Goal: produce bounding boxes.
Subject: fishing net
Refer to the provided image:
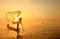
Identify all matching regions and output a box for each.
[5,11,21,22]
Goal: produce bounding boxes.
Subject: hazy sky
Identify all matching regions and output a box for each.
[0,0,60,19]
[0,0,60,39]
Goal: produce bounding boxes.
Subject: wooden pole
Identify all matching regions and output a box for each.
[17,23,19,39]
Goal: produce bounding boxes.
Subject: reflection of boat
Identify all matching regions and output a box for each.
[7,24,19,31]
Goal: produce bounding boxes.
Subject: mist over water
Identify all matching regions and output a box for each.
[0,18,60,39]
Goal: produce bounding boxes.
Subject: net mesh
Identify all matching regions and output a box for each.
[5,11,21,22]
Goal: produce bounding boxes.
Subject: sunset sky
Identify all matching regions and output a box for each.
[0,0,60,20]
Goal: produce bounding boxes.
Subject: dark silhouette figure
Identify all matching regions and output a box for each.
[7,17,23,39]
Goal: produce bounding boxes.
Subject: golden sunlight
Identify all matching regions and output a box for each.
[14,17,19,22]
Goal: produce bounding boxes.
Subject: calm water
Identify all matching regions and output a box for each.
[0,19,60,39]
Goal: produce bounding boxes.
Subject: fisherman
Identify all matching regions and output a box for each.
[12,17,22,24]
[7,17,22,31]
